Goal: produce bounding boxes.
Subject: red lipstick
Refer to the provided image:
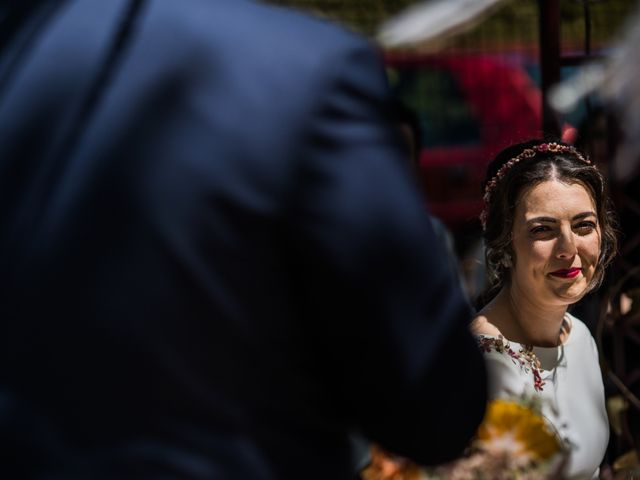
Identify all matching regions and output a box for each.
[550,268,581,279]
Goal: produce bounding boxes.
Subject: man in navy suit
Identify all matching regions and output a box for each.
[0,0,486,478]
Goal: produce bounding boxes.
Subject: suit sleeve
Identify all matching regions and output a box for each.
[289,37,487,466]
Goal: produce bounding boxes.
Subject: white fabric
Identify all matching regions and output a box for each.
[477,313,609,480]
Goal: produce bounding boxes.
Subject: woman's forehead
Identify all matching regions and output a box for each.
[515,180,596,220]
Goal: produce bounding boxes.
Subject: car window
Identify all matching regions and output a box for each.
[388,67,482,147]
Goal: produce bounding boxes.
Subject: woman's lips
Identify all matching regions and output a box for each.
[550,268,582,279]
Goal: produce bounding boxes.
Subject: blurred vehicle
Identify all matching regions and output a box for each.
[385,53,544,234]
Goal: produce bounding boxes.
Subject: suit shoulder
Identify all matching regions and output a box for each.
[240,0,369,49]
[143,0,371,56]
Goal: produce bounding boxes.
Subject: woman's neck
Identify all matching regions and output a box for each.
[492,286,569,347]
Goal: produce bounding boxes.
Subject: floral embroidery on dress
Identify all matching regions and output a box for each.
[477,335,546,392]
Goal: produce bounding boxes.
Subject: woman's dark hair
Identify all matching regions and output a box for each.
[476,139,618,309]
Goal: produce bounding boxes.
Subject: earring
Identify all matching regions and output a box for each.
[501,253,512,269]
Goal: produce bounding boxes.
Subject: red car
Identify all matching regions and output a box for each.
[385,53,545,232]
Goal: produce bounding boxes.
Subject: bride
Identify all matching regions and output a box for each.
[361,140,617,480]
[472,140,618,479]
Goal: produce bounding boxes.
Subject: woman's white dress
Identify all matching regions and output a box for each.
[477,313,609,480]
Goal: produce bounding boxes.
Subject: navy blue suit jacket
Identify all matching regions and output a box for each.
[0,1,486,478]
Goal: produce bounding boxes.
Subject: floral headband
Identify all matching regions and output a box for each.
[480,142,592,229]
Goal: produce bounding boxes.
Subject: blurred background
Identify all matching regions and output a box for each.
[263,0,640,476]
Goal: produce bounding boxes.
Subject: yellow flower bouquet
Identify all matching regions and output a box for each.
[362,395,569,480]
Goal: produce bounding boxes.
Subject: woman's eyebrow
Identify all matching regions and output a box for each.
[527,216,557,223]
[526,211,596,224]
[572,211,597,220]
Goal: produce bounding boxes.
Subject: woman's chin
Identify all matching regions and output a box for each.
[550,282,590,304]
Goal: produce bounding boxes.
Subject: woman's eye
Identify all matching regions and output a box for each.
[574,221,596,234]
[530,225,551,235]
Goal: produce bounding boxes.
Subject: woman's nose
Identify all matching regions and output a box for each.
[556,229,578,259]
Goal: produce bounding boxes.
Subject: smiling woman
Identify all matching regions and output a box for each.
[471,139,618,479]
[511,180,601,316]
